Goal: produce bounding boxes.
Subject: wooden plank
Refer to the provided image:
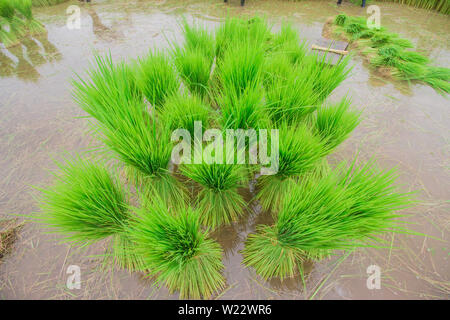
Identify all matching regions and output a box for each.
[312,38,350,65]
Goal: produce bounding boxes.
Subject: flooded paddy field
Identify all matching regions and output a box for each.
[0,0,448,299]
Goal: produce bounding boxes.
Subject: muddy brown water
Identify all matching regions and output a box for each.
[0,0,449,299]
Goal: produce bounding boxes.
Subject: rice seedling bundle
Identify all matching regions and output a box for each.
[243,160,414,280]
[38,17,415,298]
[0,0,45,47]
[131,197,225,299]
[330,14,450,94]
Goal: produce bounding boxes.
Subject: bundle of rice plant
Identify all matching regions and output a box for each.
[219,84,269,130]
[313,97,361,152]
[173,46,213,98]
[181,157,248,229]
[134,49,180,108]
[244,160,414,280]
[73,54,185,207]
[216,42,265,98]
[36,157,142,269]
[256,123,327,212]
[159,92,211,136]
[130,196,225,299]
[215,16,271,60]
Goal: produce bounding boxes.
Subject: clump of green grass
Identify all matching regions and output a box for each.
[215,16,271,60]
[37,157,130,242]
[313,97,361,152]
[216,42,265,98]
[173,47,212,98]
[180,18,215,61]
[265,61,320,123]
[181,160,248,229]
[73,54,184,207]
[36,157,144,269]
[159,92,211,136]
[130,197,225,299]
[219,85,269,130]
[134,49,180,108]
[244,160,414,280]
[334,14,348,27]
[256,123,327,212]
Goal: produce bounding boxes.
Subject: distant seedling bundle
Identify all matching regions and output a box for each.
[328,14,450,94]
[36,17,416,299]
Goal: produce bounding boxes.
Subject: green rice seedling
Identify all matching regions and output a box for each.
[398,50,429,64]
[130,196,225,299]
[307,54,352,103]
[394,62,450,94]
[244,160,414,280]
[36,157,144,270]
[0,1,25,44]
[265,60,320,123]
[37,157,130,243]
[134,49,180,108]
[215,16,271,59]
[73,54,185,207]
[391,38,414,49]
[371,45,401,67]
[357,29,376,39]
[267,53,351,123]
[255,123,327,212]
[173,46,212,98]
[263,52,292,88]
[181,157,248,229]
[425,66,450,82]
[369,32,413,49]
[0,0,15,20]
[313,97,361,152]
[270,22,299,51]
[180,18,215,61]
[334,14,348,27]
[216,42,264,98]
[345,23,365,35]
[73,53,142,127]
[283,40,309,65]
[159,92,211,136]
[219,85,269,130]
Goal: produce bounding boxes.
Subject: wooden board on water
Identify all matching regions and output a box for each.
[312,38,349,65]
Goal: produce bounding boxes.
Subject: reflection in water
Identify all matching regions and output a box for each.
[87,6,123,41]
[0,33,61,82]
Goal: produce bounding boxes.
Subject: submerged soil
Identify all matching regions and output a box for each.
[0,0,448,299]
